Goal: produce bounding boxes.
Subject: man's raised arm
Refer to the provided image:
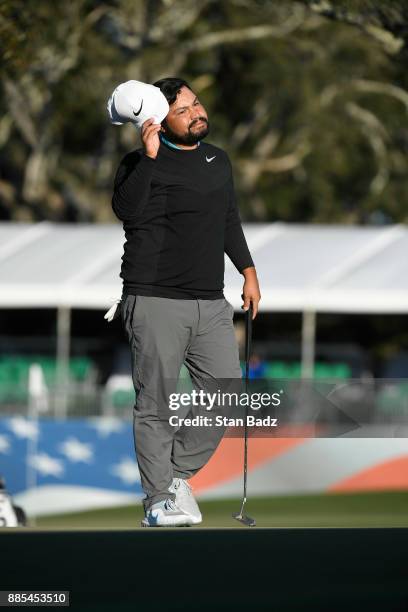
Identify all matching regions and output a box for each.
[111,150,156,222]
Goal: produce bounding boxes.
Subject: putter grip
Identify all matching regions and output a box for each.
[245,304,252,383]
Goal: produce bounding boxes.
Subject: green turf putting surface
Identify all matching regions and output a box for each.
[31,491,408,529]
[1,527,408,611]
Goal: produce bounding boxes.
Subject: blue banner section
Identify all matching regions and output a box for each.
[0,417,142,496]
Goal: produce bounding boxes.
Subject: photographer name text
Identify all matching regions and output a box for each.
[168,415,278,427]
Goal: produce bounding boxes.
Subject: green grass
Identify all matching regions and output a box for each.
[31,491,408,530]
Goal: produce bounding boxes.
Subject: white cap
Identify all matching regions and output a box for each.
[107,80,169,129]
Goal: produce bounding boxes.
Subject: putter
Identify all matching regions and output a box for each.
[232,302,256,527]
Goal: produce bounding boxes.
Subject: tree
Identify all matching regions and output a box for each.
[0,0,407,224]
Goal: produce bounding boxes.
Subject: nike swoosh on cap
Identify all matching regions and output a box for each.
[133,100,143,116]
[206,156,216,162]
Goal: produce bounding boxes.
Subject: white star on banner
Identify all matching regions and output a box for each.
[87,417,125,438]
[8,417,39,440]
[59,437,93,463]
[0,434,10,454]
[29,453,64,477]
[110,457,140,485]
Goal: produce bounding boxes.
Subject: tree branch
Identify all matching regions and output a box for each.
[345,101,389,195]
[300,0,405,54]
[182,7,307,53]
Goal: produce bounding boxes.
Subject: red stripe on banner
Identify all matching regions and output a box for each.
[329,455,408,492]
[190,436,308,493]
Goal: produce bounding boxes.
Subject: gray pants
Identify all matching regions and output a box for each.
[121,294,242,512]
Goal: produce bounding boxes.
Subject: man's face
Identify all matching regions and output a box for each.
[161,86,209,145]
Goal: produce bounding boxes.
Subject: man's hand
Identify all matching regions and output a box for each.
[241,266,261,319]
[141,117,162,159]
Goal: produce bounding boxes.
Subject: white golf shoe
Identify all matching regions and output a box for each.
[170,478,202,525]
[141,498,194,527]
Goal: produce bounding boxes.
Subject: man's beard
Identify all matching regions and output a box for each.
[162,117,210,145]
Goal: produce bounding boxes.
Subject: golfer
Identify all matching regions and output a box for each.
[112,77,261,527]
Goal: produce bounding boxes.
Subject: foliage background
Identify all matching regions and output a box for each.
[0,0,407,225]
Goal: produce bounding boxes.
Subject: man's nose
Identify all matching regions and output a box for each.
[191,109,204,122]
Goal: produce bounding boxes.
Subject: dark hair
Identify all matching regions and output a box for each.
[152,77,193,106]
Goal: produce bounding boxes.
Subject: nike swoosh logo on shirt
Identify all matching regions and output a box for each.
[133,100,143,116]
[206,156,216,162]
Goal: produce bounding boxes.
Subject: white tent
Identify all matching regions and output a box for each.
[0,221,407,378]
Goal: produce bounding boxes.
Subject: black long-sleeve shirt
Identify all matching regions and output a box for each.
[112,138,254,299]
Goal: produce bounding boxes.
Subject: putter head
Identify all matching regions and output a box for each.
[232,512,256,527]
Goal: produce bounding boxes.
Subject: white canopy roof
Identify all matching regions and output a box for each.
[0,221,406,314]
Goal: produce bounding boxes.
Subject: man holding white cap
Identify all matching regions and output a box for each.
[110,77,261,527]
